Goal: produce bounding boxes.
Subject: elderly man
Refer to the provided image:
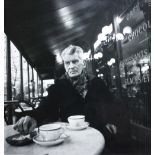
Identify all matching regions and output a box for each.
[14,45,130,149]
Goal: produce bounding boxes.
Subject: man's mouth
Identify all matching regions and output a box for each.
[70,71,77,74]
[69,70,77,74]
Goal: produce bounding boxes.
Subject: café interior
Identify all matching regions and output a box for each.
[4,0,151,154]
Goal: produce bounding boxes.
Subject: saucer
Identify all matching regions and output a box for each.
[33,134,68,146]
[66,122,89,130]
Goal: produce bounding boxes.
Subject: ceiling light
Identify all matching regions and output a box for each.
[94,53,98,59]
[83,50,91,60]
[102,24,113,35]
[102,26,109,35]
[107,61,112,66]
[98,33,105,42]
[54,50,63,64]
[94,52,103,59]
[123,26,132,35]
[98,52,103,58]
[58,7,74,29]
[94,40,100,49]
[115,33,124,41]
[141,65,149,73]
[110,58,115,64]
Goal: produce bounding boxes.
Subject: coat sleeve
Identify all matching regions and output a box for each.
[87,78,131,148]
[29,84,60,125]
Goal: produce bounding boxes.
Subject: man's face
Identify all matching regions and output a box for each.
[63,53,85,78]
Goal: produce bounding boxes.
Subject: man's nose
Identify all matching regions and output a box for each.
[69,62,75,68]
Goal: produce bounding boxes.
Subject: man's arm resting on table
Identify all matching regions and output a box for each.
[13,116,37,135]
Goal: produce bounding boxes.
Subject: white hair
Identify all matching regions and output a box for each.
[61,45,84,60]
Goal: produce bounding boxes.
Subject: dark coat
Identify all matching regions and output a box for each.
[30,75,130,147]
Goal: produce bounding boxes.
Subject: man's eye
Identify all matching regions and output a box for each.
[65,62,70,65]
[72,60,78,64]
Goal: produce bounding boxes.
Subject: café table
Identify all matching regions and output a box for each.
[5,123,105,155]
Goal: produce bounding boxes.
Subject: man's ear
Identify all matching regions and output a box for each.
[83,60,86,68]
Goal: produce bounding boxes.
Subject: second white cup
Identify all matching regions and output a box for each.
[68,115,85,127]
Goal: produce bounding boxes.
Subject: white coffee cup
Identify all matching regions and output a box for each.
[68,115,85,127]
[39,123,63,141]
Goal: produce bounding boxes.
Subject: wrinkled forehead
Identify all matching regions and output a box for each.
[63,53,82,62]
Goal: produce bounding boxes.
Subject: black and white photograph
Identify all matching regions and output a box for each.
[4,0,151,154]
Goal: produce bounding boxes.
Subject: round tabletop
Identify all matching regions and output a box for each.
[4,123,105,155]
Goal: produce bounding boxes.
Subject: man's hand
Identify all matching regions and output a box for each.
[13,116,37,135]
[106,123,117,134]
